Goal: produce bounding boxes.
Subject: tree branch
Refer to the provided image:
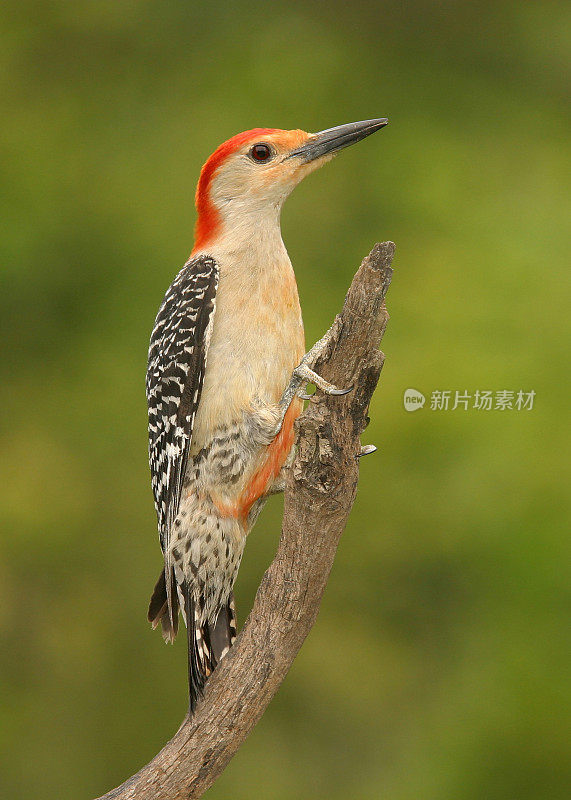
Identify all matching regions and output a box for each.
[97,241,394,800]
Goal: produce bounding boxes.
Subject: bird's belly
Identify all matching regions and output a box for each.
[185,395,301,522]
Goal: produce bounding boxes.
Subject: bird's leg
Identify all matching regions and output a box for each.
[274,325,351,435]
[295,324,351,396]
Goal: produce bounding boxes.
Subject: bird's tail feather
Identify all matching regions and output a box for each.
[183,586,208,711]
[148,569,237,712]
[183,589,238,712]
[148,567,179,642]
[209,593,237,661]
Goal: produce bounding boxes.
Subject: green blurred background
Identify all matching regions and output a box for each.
[1,1,569,798]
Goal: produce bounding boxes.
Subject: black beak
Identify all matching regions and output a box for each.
[288,118,388,162]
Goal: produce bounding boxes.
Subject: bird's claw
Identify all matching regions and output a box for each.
[327,385,353,396]
[293,362,352,397]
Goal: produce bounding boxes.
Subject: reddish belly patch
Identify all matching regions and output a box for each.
[213,400,301,523]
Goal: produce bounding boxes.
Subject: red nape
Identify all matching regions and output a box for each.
[192,128,280,253]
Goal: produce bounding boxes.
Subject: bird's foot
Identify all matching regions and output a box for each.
[358,444,377,457]
[275,326,352,432]
[293,360,352,398]
[292,324,352,399]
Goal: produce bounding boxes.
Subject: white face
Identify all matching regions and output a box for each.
[208,130,334,220]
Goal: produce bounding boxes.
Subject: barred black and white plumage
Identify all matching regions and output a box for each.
[146,255,218,549]
[146,255,219,675]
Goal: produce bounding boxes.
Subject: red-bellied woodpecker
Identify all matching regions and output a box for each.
[146,118,388,710]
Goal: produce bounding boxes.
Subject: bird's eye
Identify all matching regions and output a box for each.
[249,143,273,163]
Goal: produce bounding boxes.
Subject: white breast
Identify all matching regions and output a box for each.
[191,231,305,449]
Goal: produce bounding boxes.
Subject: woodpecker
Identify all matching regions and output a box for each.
[146,118,388,710]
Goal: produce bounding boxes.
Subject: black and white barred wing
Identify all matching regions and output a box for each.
[146,255,219,552]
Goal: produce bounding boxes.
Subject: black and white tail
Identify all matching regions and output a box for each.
[148,569,237,711]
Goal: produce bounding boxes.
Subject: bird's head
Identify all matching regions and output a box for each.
[192,118,388,253]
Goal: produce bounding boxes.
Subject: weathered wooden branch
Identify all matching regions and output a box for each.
[97,241,394,800]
